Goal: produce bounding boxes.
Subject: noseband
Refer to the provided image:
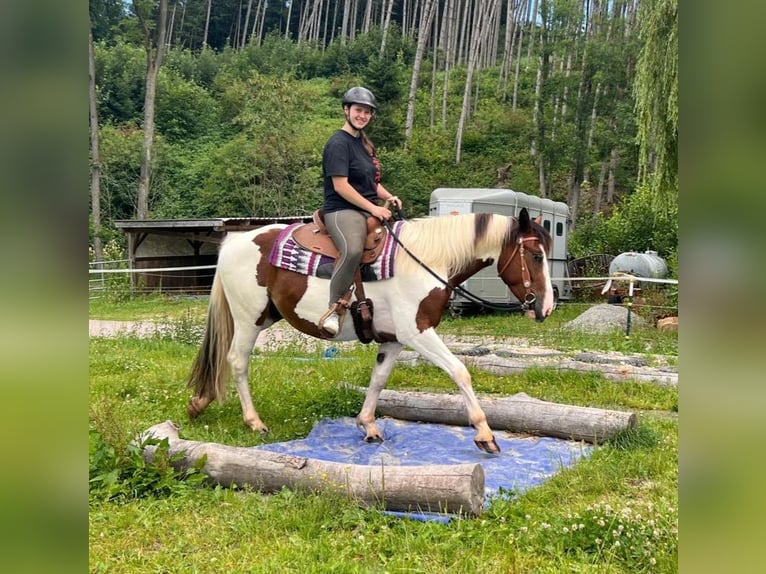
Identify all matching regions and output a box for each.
[497,235,542,311]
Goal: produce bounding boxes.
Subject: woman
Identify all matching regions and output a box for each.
[320,86,403,336]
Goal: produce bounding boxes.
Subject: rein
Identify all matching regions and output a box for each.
[382,216,539,312]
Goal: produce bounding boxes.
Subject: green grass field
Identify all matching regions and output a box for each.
[89,295,677,573]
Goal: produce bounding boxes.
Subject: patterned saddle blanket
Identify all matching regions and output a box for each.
[268,221,404,281]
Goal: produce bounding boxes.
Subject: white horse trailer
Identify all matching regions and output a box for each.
[429,188,572,312]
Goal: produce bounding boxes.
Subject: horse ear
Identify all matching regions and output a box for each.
[518,208,531,232]
[534,214,542,225]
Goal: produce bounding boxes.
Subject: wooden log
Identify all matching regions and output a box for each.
[396,351,678,386]
[466,354,677,386]
[141,421,485,516]
[657,316,678,331]
[351,388,636,443]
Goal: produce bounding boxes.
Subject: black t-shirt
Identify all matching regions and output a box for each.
[322,130,378,213]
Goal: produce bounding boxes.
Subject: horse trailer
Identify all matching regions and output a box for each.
[429,188,572,313]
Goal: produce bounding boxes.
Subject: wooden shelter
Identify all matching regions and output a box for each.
[114,216,311,293]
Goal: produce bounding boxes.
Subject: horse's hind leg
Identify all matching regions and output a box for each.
[229,318,269,432]
[356,341,404,442]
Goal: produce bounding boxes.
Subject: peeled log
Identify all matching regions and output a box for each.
[141,421,485,516]
[356,388,636,443]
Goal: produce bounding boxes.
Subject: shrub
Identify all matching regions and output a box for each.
[89,427,206,501]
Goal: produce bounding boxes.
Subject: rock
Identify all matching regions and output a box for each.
[563,304,647,334]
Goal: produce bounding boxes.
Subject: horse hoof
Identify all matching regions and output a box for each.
[474,438,501,454]
[364,434,384,444]
[187,399,203,419]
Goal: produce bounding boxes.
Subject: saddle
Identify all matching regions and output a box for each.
[291,209,388,264]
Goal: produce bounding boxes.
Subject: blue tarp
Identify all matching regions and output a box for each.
[256,417,593,521]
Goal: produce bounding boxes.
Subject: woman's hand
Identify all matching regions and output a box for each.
[370,205,392,222]
[384,195,402,210]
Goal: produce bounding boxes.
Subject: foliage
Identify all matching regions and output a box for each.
[96,123,143,222]
[89,5,677,271]
[155,70,222,142]
[89,425,207,501]
[89,0,125,43]
[94,40,146,124]
[569,184,678,260]
[634,0,678,208]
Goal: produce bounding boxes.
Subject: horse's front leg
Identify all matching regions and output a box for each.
[356,341,404,443]
[406,329,500,454]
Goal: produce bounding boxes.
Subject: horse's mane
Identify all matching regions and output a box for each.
[395,213,515,275]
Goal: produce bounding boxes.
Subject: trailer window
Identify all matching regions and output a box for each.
[543,220,551,231]
[556,222,563,236]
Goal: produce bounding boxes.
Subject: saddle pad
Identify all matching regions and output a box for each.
[269,220,404,281]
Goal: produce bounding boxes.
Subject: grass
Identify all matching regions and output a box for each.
[89,295,677,573]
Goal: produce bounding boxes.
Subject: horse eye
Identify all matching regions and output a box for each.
[533,253,544,264]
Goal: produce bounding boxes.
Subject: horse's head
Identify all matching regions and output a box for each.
[497,208,555,322]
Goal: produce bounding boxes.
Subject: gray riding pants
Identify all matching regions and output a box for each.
[324,209,368,307]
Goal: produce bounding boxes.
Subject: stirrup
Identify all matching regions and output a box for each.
[320,311,340,336]
[319,300,348,337]
[319,287,355,336]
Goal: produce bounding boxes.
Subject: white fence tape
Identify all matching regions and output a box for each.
[87,264,677,286]
[88,265,217,274]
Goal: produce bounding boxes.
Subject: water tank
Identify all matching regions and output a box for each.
[609,251,668,278]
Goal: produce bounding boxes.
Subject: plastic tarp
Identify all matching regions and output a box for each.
[257,417,593,522]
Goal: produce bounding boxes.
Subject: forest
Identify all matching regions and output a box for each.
[88,0,677,270]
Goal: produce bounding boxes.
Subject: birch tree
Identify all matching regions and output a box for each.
[203,0,212,47]
[404,0,438,145]
[380,0,395,54]
[133,0,168,219]
[455,0,497,163]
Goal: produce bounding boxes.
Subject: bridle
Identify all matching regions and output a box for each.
[497,235,543,310]
[382,217,546,312]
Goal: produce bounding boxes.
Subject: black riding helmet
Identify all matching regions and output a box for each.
[341,86,378,112]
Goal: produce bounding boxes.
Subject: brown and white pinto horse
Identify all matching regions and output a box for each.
[186,209,555,453]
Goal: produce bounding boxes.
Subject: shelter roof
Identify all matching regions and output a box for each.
[114,215,312,233]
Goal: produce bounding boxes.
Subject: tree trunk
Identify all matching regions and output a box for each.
[526,0,539,59]
[203,0,212,47]
[241,0,254,48]
[607,146,618,204]
[511,0,528,108]
[362,0,373,32]
[455,0,492,164]
[88,27,103,263]
[531,50,546,196]
[439,0,457,124]
[142,421,485,516]
[429,8,440,128]
[134,0,168,220]
[404,0,437,145]
[499,0,518,100]
[166,3,176,47]
[347,388,639,443]
[380,0,395,54]
[285,0,294,38]
[593,158,607,214]
[456,0,472,66]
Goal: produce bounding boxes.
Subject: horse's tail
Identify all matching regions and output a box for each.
[187,272,234,406]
